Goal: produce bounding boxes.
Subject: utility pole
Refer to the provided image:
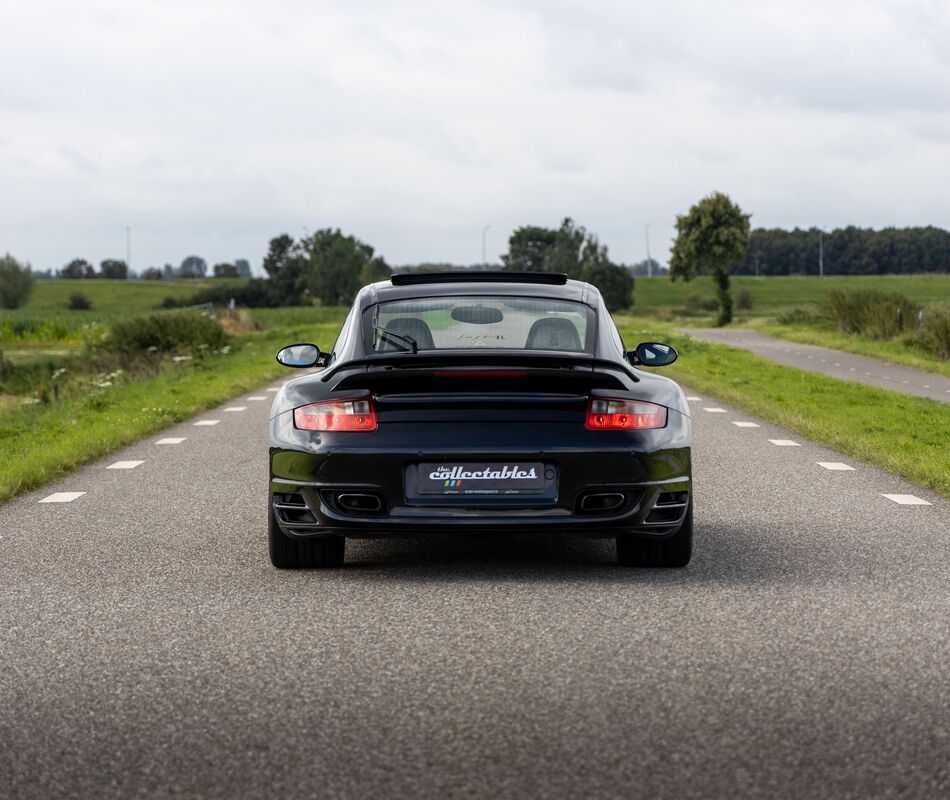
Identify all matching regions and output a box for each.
[126,226,131,273]
[482,225,490,266]
[645,224,652,277]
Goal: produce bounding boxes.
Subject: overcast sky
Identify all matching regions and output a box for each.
[2,0,949,274]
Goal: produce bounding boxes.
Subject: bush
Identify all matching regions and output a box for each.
[105,310,228,355]
[777,307,819,325]
[736,288,754,311]
[683,294,719,314]
[825,290,920,339]
[67,291,92,310]
[915,309,950,359]
[0,253,35,309]
[582,261,633,312]
[161,279,295,309]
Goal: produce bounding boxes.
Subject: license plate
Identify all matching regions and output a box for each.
[416,462,546,495]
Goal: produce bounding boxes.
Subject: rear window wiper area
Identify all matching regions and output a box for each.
[373,325,418,353]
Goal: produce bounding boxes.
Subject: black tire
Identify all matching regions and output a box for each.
[617,499,692,568]
[268,504,345,569]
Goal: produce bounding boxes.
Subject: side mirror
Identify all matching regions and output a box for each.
[630,342,678,367]
[276,343,322,368]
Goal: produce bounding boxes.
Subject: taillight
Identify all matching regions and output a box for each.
[585,398,667,430]
[294,399,377,432]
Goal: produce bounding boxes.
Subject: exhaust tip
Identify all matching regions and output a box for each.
[579,492,625,513]
[336,493,383,513]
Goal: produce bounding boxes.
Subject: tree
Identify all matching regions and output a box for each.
[213,262,239,278]
[360,258,392,285]
[100,259,128,279]
[262,233,308,304]
[162,264,177,280]
[0,254,34,309]
[60,258,96,279]
[234,259,252,278]
[179,255,207,278]
[584,261,633,312]
[302,228,386,306]
[670,192,751,326]
[501,226,558,271]
[142,267,163,280]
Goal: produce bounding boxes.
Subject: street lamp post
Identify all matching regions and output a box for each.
[482,225,490,266]
[818,229,824,278]
[126,226,131,273]
[645,224,652,277]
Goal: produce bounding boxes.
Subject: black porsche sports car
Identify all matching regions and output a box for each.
[269,272,692,568]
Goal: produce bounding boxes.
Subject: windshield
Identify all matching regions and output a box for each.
[370,296,594,353]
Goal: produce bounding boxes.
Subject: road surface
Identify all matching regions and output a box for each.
[1,384,947,799]
[684,327,950,403]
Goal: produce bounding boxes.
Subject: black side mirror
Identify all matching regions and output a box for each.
[630,342,678,367]
[276,343,322,368]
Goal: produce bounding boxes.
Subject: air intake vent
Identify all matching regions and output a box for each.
[644,491,689,525]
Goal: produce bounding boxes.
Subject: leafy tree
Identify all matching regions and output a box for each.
[262,233,308,304]
[142,267,163,280]
[179,255,207,278]
[501,226,558,271]
[584,260,633,312]
[302,228,386,306]
[670,192,751,326]
[162,264,177,280]
[60,258,96,279]
[234,258,252,278]
[360,258,392,285]
[100,259,128,279]
[213,262,239,278]
[0,254,34,309]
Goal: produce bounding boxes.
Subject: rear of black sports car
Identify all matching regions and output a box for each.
[268,273,693,568]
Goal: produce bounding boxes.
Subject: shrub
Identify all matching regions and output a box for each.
[736,288,753,311]
[683,294,719,314]
[105,310,228,355]
[915,309,950,360]
[161,279,294,309]
[0,253,34,309]
[824,290,920,339]
[777,307,819,325]
[67,291,92,310]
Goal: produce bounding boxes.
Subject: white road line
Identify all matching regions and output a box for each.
[156,437,186,445]
[266,388,280,393]
[224,407,246,412]
[817,462,856,471]
[902,380,909,385]
[107,460,144,470]
[732,421,760,428]
[923,385,931,388]
[834,363,840,367]
[849,367,856,371]
[194,420,220,426]
[768,439,800,447]
[703,408,727,413]
[686,396,702,401]
[882,494,932,506]
[39,492,85,503]
[248,396,268,401]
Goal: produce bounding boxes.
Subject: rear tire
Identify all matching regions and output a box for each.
[617,499,692,568]
[268,504,345,569]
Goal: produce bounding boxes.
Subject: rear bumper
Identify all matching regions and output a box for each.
[269,413,692,539]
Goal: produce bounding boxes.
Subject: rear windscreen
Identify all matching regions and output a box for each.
[370,296,594,353]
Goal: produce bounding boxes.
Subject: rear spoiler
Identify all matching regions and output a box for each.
[320,351,639,383]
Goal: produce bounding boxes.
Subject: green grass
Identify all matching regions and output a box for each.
[634,274,950,313]
[616,317,950,497]
[20,278,248,313]
[745,318,950,378]
[0,316,344,504]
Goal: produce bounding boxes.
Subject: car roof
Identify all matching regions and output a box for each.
[363,272,598,307]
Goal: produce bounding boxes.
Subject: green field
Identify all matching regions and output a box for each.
[634,274,950,313]
[17,278,246,313]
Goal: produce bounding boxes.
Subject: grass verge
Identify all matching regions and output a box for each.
[617,317,950,497]
[743,318,950,377]
[0,319,342,504]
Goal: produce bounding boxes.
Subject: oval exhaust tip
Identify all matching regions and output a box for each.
[337,493,383,513]
[580,492,625,513]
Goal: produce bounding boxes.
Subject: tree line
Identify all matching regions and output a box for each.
[51,256,254,281]
[737,226,950,276]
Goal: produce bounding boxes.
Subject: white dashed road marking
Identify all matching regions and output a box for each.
[817,462,856,471]
[224,407,246,412]
[248,396,268,401]
[266,388,280,393]
[39,492,85,503]
[704,408,727,413]
[107,460,144,470]
[156,437,186,445]
[769,439,801,447]
[686,396,702,401]
[882,494,932,506]
[194,420,220,426]
[732,421,760,428]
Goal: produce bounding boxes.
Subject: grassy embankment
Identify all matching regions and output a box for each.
[0,300,344,504]
[617,317,949,497]
[634,274,950,375]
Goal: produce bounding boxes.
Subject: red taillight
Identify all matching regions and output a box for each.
[294,399,377,432]
[585,398,667,430]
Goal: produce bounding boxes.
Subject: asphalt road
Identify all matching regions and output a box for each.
[684,328,950,403]
[1,383,948,799]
